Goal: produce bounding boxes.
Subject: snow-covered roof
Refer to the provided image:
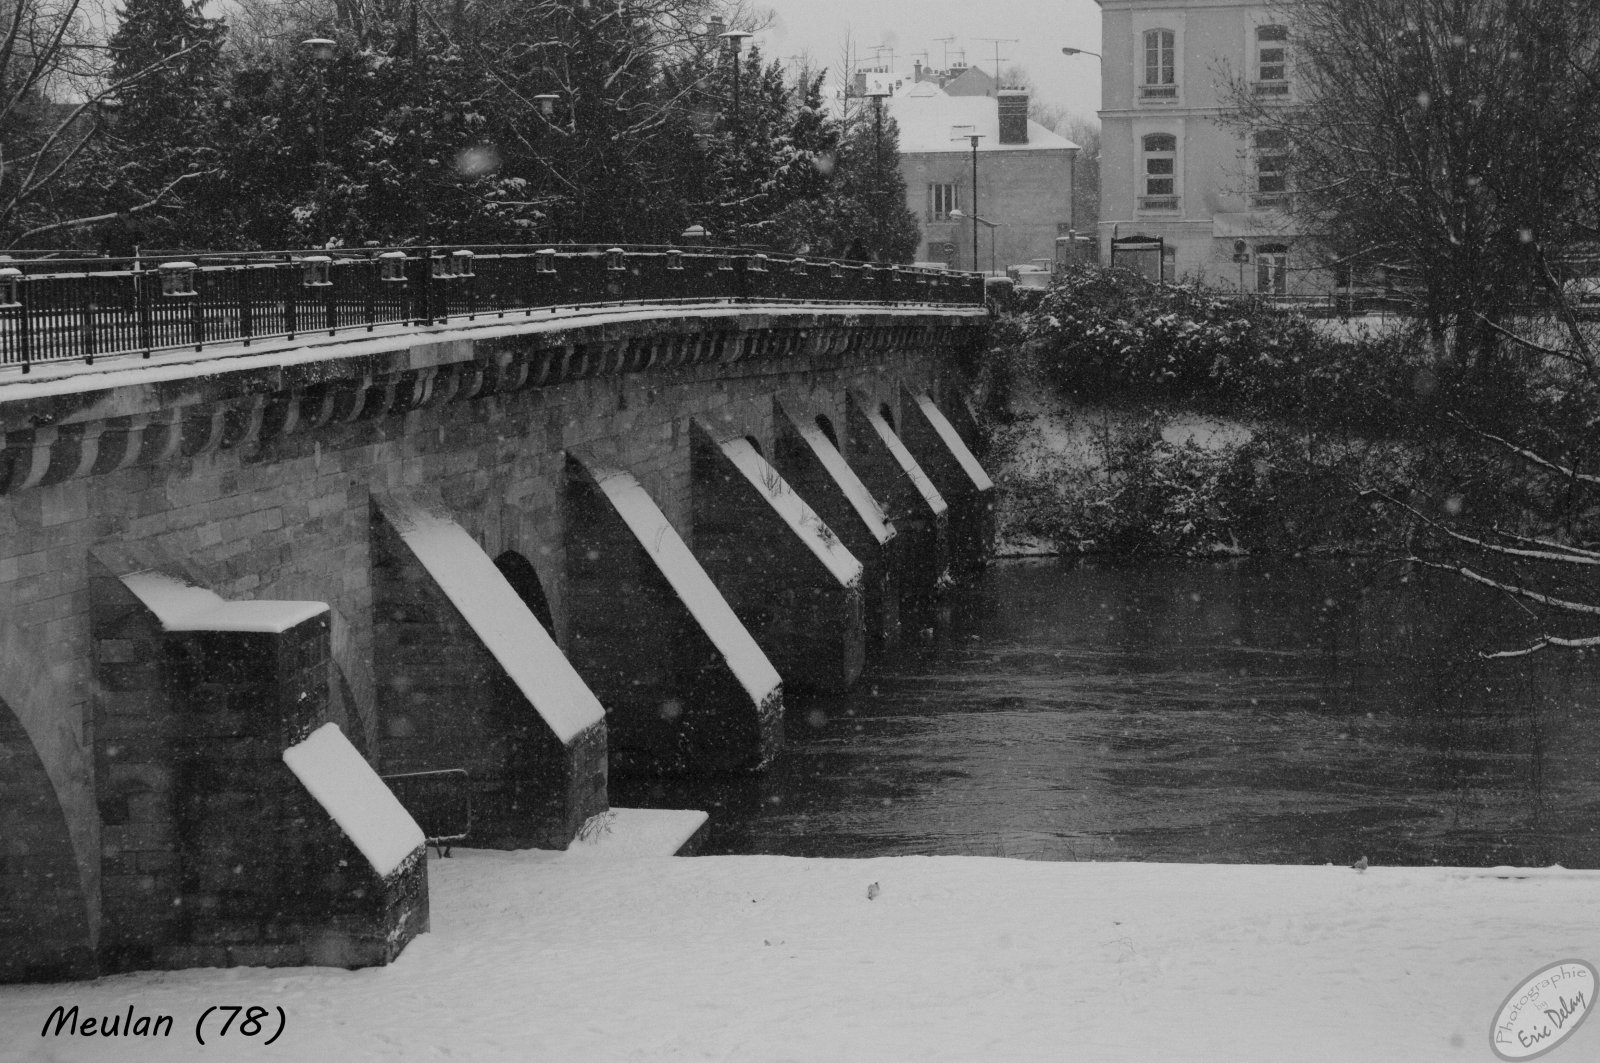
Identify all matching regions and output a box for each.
[889,88,1080,155]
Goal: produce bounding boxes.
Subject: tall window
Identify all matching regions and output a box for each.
[1142,29,1177,99]
[1256,244,1288,294]
[1141,133,1178,207]
[1254,129,1289,200]
[928,183,958,221]
[1255,25,1289,95]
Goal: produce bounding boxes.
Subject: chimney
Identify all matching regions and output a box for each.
[998,90,1029,145]
[852,69,867,97]
[914,59,923,82]
[706,16,724,42]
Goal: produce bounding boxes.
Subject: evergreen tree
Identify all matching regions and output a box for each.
[102,0,227,246]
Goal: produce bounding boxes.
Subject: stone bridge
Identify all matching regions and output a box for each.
[0,247,995,982]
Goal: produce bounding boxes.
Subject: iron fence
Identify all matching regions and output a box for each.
[0,245,985,373]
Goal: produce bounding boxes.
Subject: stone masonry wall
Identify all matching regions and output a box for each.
[0,305,987,977]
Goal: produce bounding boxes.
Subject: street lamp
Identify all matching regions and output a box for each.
[951,131,984,272]
[719,29,753,247]
[1060,46,1102,60]
[302,38,336,246]
[950,209,1002,276]
[865,87,890,260]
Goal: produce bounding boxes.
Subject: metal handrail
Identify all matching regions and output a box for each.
[0,244,985,374]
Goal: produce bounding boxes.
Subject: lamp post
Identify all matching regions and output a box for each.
[303,37,336,246]
[865,87,890,261]
[952,131,984,272]
[719,29,753,247]
[950,209,1001,276]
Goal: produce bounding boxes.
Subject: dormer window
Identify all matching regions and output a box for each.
[1142,29,1177,100]
[1255,25,1290,95]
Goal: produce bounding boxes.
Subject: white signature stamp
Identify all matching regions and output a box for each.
[1491,959,1595,1060]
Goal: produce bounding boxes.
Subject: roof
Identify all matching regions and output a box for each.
[888,86,1080,155]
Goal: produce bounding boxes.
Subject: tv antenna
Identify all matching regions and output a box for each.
[977,37,1018,91]
[933,36,957,71]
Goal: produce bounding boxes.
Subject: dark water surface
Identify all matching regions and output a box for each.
[613,558,1600,867]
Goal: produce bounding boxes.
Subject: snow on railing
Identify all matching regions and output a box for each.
[0,244,984,374]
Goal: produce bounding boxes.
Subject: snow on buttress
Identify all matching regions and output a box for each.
[282,722,424,879]
[858,396,947,515]
[908,390,994,491]
[120,570,327,632]
[587,463,782,707]
[717,435,863,586]
[377,493,604,744]
[783,405,894,545]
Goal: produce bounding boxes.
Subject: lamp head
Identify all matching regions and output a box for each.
[302,38,336,63]
[718,29,753,52]
[533,93,560,117]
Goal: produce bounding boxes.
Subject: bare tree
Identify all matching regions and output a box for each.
[1226,0,1600,365]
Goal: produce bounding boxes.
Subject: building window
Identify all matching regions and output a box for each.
[1140,133,1178,209]
[1141,29,1177,99]
[1254,129,1289,202]
[1254,25,1289,95]
[1256,243,1288,294]
[928,183,959,221]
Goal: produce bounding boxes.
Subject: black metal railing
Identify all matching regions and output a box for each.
[0,244,985,373]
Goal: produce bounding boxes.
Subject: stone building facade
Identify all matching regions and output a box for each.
[1096,0,1333,298]
[886,83,1079,274]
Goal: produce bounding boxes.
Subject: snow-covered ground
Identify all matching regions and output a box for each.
[3,849,1594,1062]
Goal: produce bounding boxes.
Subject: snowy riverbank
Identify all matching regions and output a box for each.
[3,849,1595,1062]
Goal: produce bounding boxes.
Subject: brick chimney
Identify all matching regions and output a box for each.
[998,90,1029,145]
[914,59,923,82]
[706,16,724,42]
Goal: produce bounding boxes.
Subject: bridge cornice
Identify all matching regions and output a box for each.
[0,301,987,496]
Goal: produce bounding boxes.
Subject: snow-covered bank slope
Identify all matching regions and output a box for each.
[3,853,1594,1062]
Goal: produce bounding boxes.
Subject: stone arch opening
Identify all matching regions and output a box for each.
[744,435,765,458]
[0,693,93,982]
[493,551,556,639]
[815,414,840,449]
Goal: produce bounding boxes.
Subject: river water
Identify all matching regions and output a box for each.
[613,558,1600,868]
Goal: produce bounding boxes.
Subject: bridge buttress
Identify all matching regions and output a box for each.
[844,391,951,622]
[773,399,900,650]
[896,386,997,575]
[564,453,783,774]
[688,419,866,694]
[369,489,608,849]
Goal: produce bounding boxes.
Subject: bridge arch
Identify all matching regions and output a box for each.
[0,685,94,981]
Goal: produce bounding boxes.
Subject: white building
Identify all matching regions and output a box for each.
[1096,0,1331,297]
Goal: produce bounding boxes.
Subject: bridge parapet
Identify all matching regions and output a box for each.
[0,245,983,373]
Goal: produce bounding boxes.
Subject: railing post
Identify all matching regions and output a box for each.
[77,284,97,365]
[12,271,31,374]
[284,256,298,340]
[191,282,205,351]
[137,264,154,358]
[239,265,254,345]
